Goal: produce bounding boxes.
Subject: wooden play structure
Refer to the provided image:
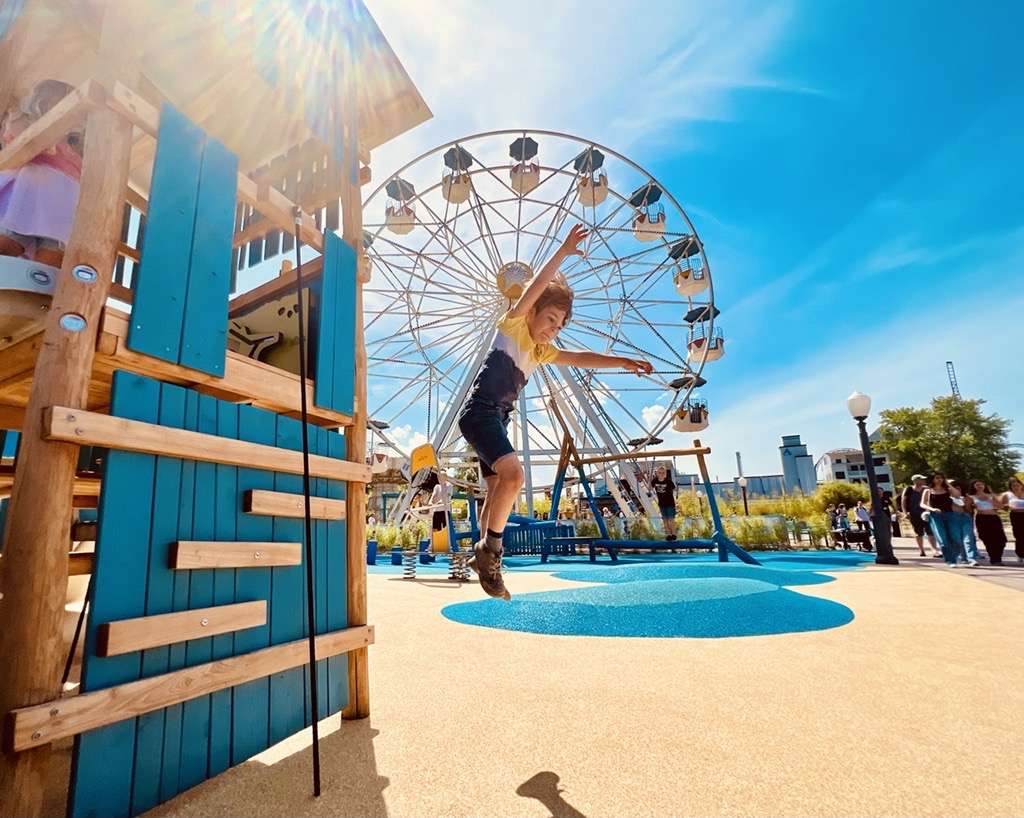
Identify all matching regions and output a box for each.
[0,2,429,816]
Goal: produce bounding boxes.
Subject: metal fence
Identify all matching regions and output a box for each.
[502,522,575,556]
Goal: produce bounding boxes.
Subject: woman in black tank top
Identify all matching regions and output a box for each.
[921,472,958,566]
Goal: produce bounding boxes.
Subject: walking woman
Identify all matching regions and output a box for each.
[921,472,958,566]
[969,480,1006,565]
[1001,477,1024,563]
[947,479,981,566]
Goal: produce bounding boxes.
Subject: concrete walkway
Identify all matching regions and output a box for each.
[144,551,1024,818]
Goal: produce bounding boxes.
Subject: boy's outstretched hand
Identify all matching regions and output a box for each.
[622,358,654,376]
[559,223,589,258]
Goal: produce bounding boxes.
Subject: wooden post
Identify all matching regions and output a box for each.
[0,91,135,816]
[339,51,369,720]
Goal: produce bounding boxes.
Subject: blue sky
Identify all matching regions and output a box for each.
[366,0,1023,480]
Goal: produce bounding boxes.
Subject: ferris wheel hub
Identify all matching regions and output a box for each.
[496,260,533,299]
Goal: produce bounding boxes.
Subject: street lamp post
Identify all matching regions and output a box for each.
[846,391,899,565]
[738,476,749,516]
[696,489,704,516]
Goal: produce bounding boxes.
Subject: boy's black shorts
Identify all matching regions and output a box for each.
[459,406,513,478]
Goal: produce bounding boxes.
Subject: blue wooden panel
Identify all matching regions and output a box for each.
[269,416,305,743]
[330,240,357,414]
[314,232,339,409]
[179,395,218,792]
[70,372,160,818]
[179,137,237,376]
[160,389,199,804]
[231,405,275,764]
[130,384,186,815]
[314,427,329,720]
[314,232,357,414]
[208,402,239,776]
[1,428,18,457]
[326,430,349,714]
[127,106,204,365]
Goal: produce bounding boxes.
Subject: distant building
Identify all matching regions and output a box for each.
[675,473,786,499]
[815,444,895,493]
[779,434,816,494]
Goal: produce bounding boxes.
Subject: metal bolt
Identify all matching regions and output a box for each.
[50,708,59,717]
[29,269,52,285]
[59,313,87,332]
[200,618,209,627]
[72,265,98,283]
[254,551,262,559]
[31,731,41,740]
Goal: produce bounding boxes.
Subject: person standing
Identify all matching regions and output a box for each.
[900,474,940,558]
[650,465,678,541]
[970,480,1007,565]
[947,479,981,566]
[835,504,851,549]
[879,489,902,537]
[854,500,871,532]
[1001,477,1024,564]
[921,472,958,566]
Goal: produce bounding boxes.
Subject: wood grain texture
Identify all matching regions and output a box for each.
[9,625,375,752]
[0,80,101,173]
[96,601,266,658]
[0,66,136,818]
[243,489,346,520]
[44,407,371,483]
[171,541,301,569]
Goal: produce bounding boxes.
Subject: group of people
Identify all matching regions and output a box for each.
[825,501,875,550]
[898,473,1024,566]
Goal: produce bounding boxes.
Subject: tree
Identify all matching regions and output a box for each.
[813,481,869,511]
[877,396,1020,489]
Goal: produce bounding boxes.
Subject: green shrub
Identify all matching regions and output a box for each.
[813,482,869,510]
[628,515,656,540]
[376,526,399,549]
[575,519,599,538]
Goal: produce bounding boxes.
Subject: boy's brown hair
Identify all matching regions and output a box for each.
[531,278,573,326]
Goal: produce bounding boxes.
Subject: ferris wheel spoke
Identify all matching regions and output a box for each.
[411,199,497,286]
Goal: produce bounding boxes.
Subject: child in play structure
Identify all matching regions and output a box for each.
[0,80,83,268]
[458,223,653,600]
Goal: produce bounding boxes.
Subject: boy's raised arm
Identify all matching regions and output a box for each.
[554,348,653,375]
[509,223,588,317]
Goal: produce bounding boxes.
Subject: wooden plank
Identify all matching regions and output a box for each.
[130,382,186,814]
[178,394,217,792]
[326,430,348,714]
[230,404,274,765]
[0,79,100,173]
[313,428,329,720]
[45,406,371,482]
[314,232,339,410]
[269,416,305,744]
[10,626,375,752]
[171,541,300,569]
[332,239,357,414]
[68,552,94,576]
[179,135,237,376]
[70,371,159,818]
[126,104,205,366]
[97,601,266,658]
[243,489,346,520]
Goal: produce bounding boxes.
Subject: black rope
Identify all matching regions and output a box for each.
[291,209,321,797]
[61,570,94,687]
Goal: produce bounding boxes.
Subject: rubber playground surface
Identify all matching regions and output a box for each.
[146,547,1024,817]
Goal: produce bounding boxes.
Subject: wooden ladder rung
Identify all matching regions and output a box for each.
[244,489,346,520]
[96,600,266,657]
[68,552,94,576]
[9,624,375,751]
[171,541,301,569]
[44,406,370,483]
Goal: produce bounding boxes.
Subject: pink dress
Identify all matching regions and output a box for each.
[0,141,82,250]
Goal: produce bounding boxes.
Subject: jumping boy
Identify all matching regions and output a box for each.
[458,223,653,599]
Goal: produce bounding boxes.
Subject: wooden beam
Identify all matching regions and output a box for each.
[70,523,97,542]
[107,283,133,304]
[95,601,266,658]
[106,81,323,252]
[124,185,148,215]
[44,407,371,483]
[0,404,25,431]
[0,472,101,501]
[116,242,140,263]
[170,541,301,569]
[0,26,137,814]
[576,447,712,467]
[340,53,370,721]
[67,552,94,577]
[0,80,102,173]
[8,624,375,751]
[243,489,346,521]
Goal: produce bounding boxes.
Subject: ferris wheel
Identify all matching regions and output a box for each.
[361,129,722,509]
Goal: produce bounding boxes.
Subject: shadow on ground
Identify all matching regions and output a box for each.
[517,772,587,818]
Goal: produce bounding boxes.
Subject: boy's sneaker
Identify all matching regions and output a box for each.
[469,541,511,601]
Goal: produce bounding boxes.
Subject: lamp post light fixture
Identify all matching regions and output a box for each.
[846,391,899,565]
[738,476,749,516]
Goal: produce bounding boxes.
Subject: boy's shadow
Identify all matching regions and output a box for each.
[516,771,586,818]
